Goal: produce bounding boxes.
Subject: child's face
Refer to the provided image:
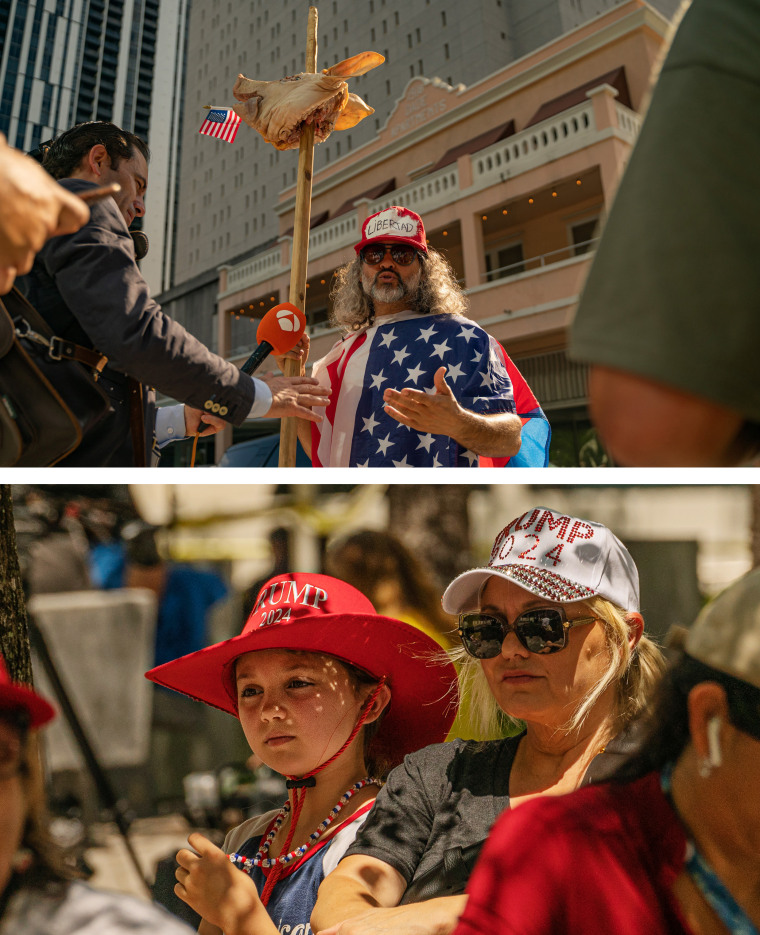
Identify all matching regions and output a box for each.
[235,649,364,776]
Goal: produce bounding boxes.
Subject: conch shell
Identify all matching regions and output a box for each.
[232,51,384,151]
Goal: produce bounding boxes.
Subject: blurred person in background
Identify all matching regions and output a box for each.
[122,522,227,669]
[452,565,760,935]
[324,529,485,740]
[324,530,455,649]
[81,500,134,591]
[0,655,193,934]
[14,490,92,597]
[312,506,665,935]
[242,528,293,623]
[123,521,228,808]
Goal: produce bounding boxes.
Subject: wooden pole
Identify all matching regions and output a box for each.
[279,6,318,468]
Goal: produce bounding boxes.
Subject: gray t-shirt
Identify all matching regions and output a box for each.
[344,730,637,898]
[344,737,518,890]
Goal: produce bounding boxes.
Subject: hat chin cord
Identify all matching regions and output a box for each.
[257,676,387,905]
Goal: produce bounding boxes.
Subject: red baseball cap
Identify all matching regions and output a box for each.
[146,573,456,767]
[0,657,56,728]
[355,206,428,255]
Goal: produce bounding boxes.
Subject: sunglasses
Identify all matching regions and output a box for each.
[458,608,598,658]
[360,243,419,266]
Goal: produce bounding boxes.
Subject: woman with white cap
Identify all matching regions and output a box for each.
[144,573,456,935]
[0,656,194,934]
[452,565,760,935]
[312,507,665,935]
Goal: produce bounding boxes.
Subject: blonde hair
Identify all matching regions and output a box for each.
[450,596,666,739]
[329,246,467,332]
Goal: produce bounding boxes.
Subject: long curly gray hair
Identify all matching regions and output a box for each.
[329,246,468,333]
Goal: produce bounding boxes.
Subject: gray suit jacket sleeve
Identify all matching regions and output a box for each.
[41,184,255,426]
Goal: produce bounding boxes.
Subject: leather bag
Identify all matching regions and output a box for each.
[0,287,111,466]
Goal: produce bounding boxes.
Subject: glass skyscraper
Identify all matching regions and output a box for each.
[0,0,184,291]
[1,0,159,150]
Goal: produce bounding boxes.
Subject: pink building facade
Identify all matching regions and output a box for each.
[214,1,670,464]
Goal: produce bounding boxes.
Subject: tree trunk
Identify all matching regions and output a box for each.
[0,485,32,685]
[751,486,760,570]
[386,485,472,592]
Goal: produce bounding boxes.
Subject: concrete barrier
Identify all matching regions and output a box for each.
[29,589,158,771]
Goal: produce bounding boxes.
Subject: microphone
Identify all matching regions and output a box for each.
[241,302,307,375]
[130,230,149,260]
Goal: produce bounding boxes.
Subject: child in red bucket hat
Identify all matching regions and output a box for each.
[145,573,457,935]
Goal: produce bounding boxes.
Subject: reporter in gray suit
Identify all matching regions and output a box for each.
[18,121,328,466]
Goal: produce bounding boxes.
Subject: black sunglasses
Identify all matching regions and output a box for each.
[458,608,598,658]
[360,243,419,266]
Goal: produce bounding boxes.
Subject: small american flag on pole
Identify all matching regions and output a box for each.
[199,107,241,143]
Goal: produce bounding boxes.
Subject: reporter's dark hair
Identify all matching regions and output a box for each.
[40,121,150,180]
[612,650,760,783]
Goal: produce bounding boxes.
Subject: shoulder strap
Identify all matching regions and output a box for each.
[7,288,108,371]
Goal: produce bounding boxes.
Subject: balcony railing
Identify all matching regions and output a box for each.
[308,214,360,260]
[472,100,597,190]
[614,102,643,141]
[220,97,639,296]
[482,238,600,281]
[225,248,283,292]
[369,166,460,217]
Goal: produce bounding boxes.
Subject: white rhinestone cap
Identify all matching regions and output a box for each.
[442,506,639,614]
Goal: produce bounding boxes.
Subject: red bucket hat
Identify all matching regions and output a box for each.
[354,206,428,255]
[0,657,56,728]
[145,573,456,767]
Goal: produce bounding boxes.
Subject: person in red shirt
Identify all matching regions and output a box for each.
[453,567,760,935]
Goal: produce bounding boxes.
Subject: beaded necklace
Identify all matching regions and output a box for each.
[229,777,380,871]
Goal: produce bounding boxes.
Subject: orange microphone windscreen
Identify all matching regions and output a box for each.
[256,303,306,355]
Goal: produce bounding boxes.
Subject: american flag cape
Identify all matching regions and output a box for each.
[310,312,522,467]
[480,344,551,468]
[199,107,241,143]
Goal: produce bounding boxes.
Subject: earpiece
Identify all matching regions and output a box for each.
[706,715,723,769]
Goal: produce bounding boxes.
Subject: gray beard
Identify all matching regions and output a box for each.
[361,268,422,306]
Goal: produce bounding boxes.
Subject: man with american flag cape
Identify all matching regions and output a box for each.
[277,207,550,467]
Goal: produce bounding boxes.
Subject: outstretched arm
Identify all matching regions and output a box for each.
[382,367,522,457]
[175,832,278,935]
[312,854,465,935]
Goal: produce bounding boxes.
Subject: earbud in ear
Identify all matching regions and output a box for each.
[707,716,723,769]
